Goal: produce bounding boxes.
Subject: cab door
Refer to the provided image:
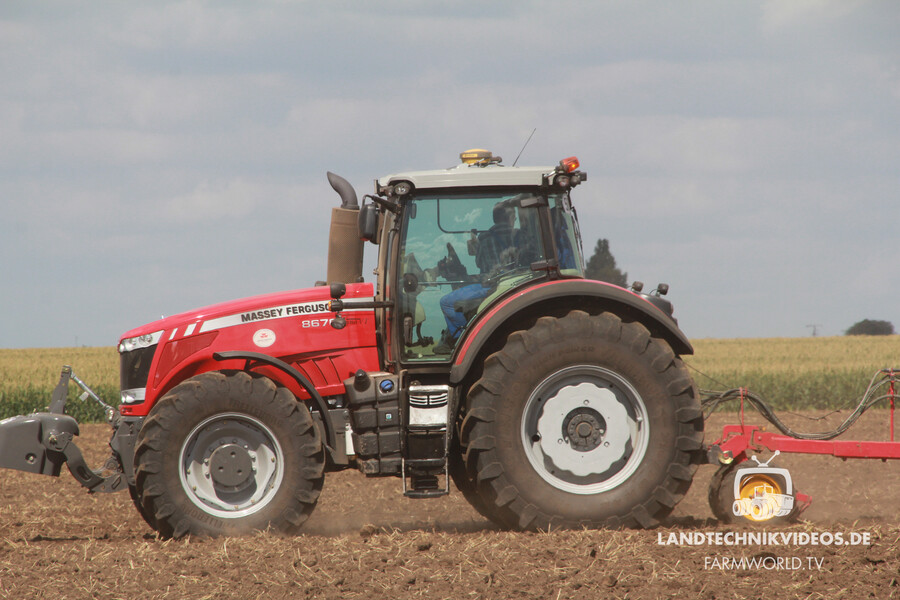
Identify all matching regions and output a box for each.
[396,190,549,363]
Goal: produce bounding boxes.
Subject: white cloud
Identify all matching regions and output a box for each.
[1,1,898,346]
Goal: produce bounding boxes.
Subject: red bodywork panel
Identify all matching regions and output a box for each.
[119,283,380,416]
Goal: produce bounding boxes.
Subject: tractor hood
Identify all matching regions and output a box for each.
[118,283,374,345]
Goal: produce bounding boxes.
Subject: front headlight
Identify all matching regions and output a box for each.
[118,330,164,353]
[120,388,147,404]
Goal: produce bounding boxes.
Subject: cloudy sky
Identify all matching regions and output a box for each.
[1,1,898,348]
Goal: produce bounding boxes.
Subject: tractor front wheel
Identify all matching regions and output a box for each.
[133,371,324,538]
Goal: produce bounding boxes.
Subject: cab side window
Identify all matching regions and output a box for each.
[398,192,546,360]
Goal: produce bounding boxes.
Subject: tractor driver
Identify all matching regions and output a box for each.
[435,203,519,354]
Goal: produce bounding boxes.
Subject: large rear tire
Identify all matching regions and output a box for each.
[133,371,324,538]
[448,437,497,523]
[460,311,704,530]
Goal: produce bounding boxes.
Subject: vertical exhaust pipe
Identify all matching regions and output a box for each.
[327,171,359,209]
[325,172,365,284]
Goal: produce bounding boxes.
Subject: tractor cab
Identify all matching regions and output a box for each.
[359,150,588,364]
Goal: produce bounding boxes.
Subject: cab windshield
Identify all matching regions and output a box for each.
[398,190,583,361]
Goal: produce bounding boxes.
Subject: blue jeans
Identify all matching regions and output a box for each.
[440,283,490,338]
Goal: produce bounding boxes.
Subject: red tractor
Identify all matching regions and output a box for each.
[0,150,704,537]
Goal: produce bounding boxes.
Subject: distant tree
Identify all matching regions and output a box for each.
[845,319,895,336]
[584,238,627,286]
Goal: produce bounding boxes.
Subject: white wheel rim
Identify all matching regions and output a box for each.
[521,365,649,495]
[179,412,284,519]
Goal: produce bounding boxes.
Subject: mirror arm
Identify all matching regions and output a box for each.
[364,194,401,215]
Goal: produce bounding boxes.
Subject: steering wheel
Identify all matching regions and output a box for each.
[446,243,463,267]
[438,243,468,281]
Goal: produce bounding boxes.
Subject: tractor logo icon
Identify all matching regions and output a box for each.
[731,451,795,521]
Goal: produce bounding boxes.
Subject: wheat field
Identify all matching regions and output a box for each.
[0,336,898,421]
[687,336,900,410]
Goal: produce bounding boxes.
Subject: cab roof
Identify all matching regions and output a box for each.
[376,162,557,192]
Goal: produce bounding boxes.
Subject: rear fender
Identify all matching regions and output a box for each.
[449,279,693,385]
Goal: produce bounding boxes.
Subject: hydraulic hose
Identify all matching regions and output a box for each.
[699,369,898,441]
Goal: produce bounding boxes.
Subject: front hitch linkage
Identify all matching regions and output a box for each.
[0,366,127,493]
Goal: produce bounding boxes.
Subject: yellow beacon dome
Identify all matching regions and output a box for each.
[460,149,495,165]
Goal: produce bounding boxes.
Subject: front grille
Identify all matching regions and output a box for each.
[408,385,449,408]
[120,344,157,390]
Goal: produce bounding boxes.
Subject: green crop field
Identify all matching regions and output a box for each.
[0,336,898,421]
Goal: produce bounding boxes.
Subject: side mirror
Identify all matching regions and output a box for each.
[329,282,346,299]
[358,203,379,243]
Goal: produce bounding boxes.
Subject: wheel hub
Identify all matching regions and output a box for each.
[209,443,254,489]
[537,382,630,476]
[563,408,606,452]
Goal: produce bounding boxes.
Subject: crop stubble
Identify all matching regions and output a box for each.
[1,337,899,597]
[2,410,900,599]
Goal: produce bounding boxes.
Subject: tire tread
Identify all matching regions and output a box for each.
[460,310,704,530]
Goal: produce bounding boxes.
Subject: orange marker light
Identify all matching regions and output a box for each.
[560,156,580,172]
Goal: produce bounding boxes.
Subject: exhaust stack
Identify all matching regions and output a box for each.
[325,172,365,284]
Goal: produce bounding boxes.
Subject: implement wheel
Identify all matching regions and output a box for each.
[133,371,324,538]
[709,462,799,525]
[460,311,704,530]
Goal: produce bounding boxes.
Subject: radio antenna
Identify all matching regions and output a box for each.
[512,128,536,166]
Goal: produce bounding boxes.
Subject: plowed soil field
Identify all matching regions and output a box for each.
[2,411,900,599]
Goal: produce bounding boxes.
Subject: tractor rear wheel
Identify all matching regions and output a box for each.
[133,370,324,538]
[448,436,497,523]
[460,311,703,530]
